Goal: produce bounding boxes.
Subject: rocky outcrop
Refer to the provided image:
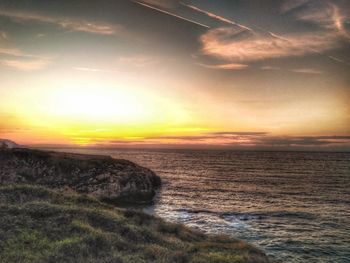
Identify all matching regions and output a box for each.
[0,139,20,149]
[0,147,161,204]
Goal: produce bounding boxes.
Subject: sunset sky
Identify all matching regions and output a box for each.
[0,0,349,150]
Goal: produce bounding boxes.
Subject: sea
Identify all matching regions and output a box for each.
[48,148,350,263]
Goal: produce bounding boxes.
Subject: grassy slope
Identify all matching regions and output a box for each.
[0,185,269,263]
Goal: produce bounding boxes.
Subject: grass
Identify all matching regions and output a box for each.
[0,185,269,263]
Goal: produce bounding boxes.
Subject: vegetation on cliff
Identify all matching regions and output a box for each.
[0,185,269,263]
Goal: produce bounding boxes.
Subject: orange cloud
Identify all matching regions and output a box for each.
[197,63,248,70]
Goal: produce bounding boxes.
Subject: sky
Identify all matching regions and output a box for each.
[0,0,349,151]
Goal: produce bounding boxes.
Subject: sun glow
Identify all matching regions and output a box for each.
[1,81,199,145]
[49,86,150,123]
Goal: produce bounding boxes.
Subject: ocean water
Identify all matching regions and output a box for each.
[50,148,350,263]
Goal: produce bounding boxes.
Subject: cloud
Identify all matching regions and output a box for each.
[73,56,158,73]
[197,63,248,70]
[295,1,350,40]
[0,58,50,71]
[254,135,350,147]
[0,10,120,35]
[281,0,310,13]
[208,132,267,136]
[85,132,350,150]
[0,47,23,57]
[199,26,341,63]
[261,66,281,71]
[0,10,117,72]
[166,134,350,148]
[73,67,117,73]
[118,56,158,67]
[290,68,323,74]
[142,131,267,143]
[261,65,323,74]
[0,46,52,71]
[196,1,350,66]
[0,31,8,40]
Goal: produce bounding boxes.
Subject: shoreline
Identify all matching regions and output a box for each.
[0,146,271,262]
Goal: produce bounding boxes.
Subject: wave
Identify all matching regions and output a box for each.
[174,208,317,221]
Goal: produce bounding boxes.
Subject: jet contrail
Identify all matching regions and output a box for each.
[135,1,210,29]
[182,3,253,32]
[327,55,350,66]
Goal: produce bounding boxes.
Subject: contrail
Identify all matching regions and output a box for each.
[327,55,350,66]
[182,3,253,32]
[134,1,210,29]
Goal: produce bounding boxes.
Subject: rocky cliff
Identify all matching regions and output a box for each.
[0,147,161,204]
[0,139,20,149]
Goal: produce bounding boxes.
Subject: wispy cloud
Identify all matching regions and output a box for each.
[290,68,323,74]
[73,56,158,73]
[1,58,50,71]
[73,67,117,73]
[281,0,310,13]
[0,46,52,71]
[0,10,120,35]
[200,27,341,63]
[261,65,323,74]
[118,56,158,67]
[254,135,350,147]
[295,1,350,40]
[208,132,267,136]
[0,48,23,57]
[197,63,248,70]
[261,66,281,71]
[0,31,8,40]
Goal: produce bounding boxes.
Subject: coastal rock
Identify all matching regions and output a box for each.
[0,139,20,149]
[0,147,161,204]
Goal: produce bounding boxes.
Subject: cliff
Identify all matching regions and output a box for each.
[0,147,161,204]
[0,139,19,149]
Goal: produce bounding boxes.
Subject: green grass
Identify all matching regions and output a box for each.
[0,185,269,263]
